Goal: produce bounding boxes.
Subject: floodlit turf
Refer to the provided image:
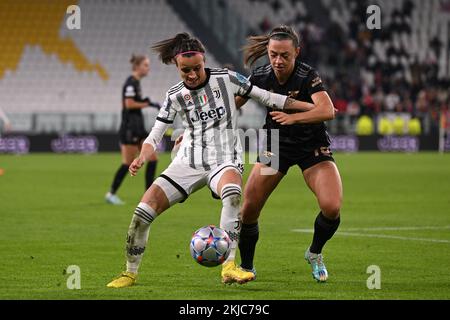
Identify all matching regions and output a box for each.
[0,152,449,299]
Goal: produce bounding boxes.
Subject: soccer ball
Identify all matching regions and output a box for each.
[190,225,231,267]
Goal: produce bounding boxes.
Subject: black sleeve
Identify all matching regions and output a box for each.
[248,70,261,88]
[305,69,326,97]
[123,79,138,100]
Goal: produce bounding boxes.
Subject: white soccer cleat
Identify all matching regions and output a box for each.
[305,248,328,282]
[105,192,125,205]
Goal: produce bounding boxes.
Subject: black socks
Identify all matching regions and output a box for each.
[110,164,129,194]
[239,222,259,270]
[110,160,157,195]
[310,212,340,254]
[145,161,157,189]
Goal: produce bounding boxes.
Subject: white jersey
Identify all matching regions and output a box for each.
[156,68,252,170]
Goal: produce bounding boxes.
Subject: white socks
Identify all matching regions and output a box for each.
[125,183,241,273]
[219,183,242,263]
[126,202,157,274]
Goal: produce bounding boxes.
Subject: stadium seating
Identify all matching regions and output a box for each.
[0,0,222,129]
[1,0,448,135]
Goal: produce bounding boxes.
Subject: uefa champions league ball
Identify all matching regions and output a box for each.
[190,225,231,267]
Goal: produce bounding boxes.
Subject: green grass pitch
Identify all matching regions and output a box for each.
[0,152,449,299]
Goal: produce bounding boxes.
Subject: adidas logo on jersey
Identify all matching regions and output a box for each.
[190,106,226,122]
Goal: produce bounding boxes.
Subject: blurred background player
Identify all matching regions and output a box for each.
[105,54,161,205]
[234,25,341,283]
[0,106,12,136]
[0,106,12,175]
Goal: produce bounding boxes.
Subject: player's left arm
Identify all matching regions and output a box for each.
[271,91,335,125]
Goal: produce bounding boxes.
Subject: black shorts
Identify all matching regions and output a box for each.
[258,146,335,174]
[119,127,148,145]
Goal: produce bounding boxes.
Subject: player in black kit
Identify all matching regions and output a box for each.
[235,26,342,282]
[106,54,160,205]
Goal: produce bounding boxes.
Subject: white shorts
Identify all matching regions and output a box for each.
[153,158,243,205]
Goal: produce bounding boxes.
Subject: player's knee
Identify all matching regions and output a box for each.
[319,199,341,219]
[133,202,158,224]
[221,183,242,208]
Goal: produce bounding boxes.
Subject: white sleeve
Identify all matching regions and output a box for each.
[247,85,287,110]
[156,92,177,124]
[143,120,170,150]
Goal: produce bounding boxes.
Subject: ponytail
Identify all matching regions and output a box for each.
[243,25,300,67]
[130,54,147,70]
[243,35,271,67]
[152,32,206,65]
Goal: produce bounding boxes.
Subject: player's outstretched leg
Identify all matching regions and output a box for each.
[238,222,259,277]
[107,202,156,288]
[218,183,255,285]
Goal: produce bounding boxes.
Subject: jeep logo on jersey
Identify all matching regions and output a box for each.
[190,106,226,122]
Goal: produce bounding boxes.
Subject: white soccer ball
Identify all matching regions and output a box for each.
[190,225,231,267]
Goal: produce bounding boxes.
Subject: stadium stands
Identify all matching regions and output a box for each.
[0,0,448,136]
[229,0,450,135]
[0,0,222,131]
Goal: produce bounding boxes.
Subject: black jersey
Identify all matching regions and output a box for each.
[119,76,148,144]
[250,60,331,153]
[121,76,146,128]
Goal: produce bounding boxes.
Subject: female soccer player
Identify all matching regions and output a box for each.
[234,25,342,283]
[0,106,11,134]
[106,33,314,288]
[105,54,160,205]
[0,106,11,175]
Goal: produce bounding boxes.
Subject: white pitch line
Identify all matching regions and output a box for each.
[292,228,450,244]
[343,226,450,232]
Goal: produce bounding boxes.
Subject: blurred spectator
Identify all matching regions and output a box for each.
[259,16,272,33]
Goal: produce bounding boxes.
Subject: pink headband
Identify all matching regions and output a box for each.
[175,51,204,58]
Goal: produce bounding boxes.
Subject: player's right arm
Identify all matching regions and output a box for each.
[129,92,177,176]
[129,143,155,176]
[124,98,150,110]
[123,80,159,110]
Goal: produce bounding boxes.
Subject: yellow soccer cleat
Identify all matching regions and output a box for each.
[106,272,137,288]
[221,261,255,285]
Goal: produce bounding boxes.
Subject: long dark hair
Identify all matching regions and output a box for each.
[151,33,206,65]
[243,25,300,67]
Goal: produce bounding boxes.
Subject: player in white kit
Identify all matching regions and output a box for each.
[107,33,315,288]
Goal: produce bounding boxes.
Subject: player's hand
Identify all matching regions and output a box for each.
[174,134,183,147]
[143,97,151,106]
[149,102,161,110]
[270,111,296,125]
[129,156,145,176]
